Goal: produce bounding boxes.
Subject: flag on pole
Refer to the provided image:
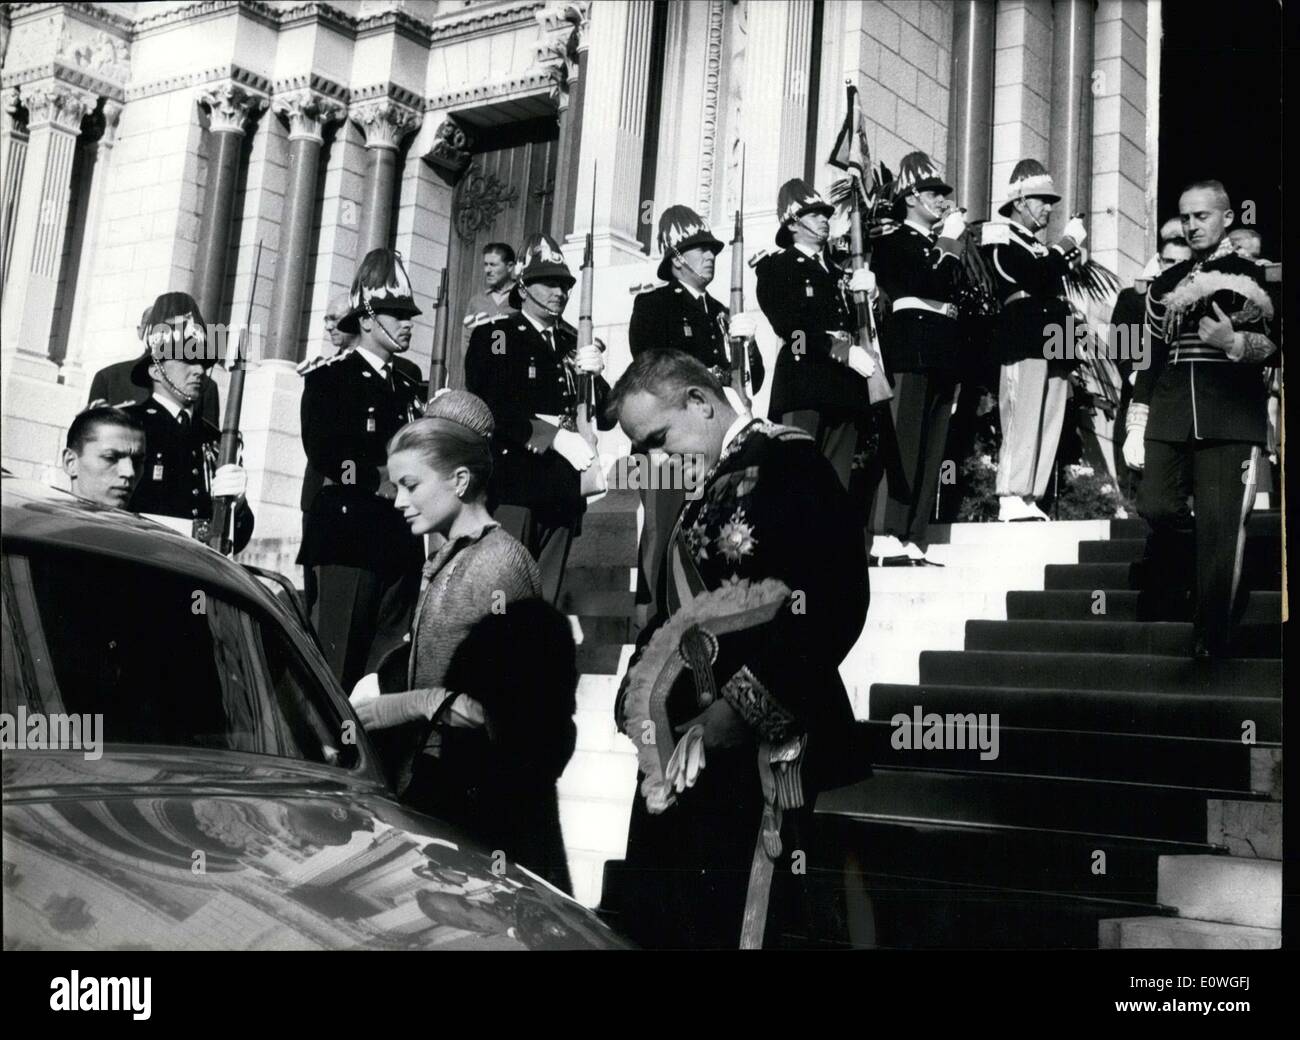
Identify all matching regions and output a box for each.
[828,82,870,184]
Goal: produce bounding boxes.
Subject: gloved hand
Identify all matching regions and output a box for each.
[847,344,876,378]
[1123,403,1148,471]
[848,267,877,295]
[552,427,596,471]
[938,210,968,241]
[349,672,381,712]
[664,724,706,795]
[729,311,759,339]
[575,343,603,373]
[352,683,448,732]
[1062,216,1087,246]
[211,464,247,498]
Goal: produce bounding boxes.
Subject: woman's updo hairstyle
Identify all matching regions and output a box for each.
[388,389,495,500]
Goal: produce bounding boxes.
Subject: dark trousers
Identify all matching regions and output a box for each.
[782,410,858,490]
[310,564,420,692]
[1137,438,1259,654]
[495,503,574,606]
[869,369,956,546]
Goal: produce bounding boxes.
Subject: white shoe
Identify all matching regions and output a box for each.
[998,496,1029,522]
[1024,501,1050,521]
[870,534,907,559]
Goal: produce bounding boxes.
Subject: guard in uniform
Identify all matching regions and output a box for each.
[867,152,969,566]
[628,205,764,617]
[1123,180,1277,657]
[980,159,1086,521]
[123,291,253,550]
[298,249,426,690]
[464,233,612,605]
[755,178,878,494]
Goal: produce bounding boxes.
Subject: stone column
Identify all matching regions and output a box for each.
[193,83,267,324]
[265,89,345,364]
[1,81,95,370]
[1046,0,1095,241]
[2,87,30,288]
[947,0,996,220]
[536,1,591,238]
[351,98,422,256]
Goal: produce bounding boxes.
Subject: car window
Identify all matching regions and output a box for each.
[2,548,356,768]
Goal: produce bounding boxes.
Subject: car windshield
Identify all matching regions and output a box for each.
[2,546,355,769]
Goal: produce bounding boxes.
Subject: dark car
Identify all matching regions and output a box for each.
[1,476,626,950]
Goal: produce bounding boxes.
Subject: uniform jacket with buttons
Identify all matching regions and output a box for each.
[1135,249,1277,444]
[89,359,220,426]
[980,221,1082,364]
[870,221,965,373]
[123,399,254,552]
[628,280,764,392]
[754,246,872,421]
[297,350,425,573]
[464,314,613,529]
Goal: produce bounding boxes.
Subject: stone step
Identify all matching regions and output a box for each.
[918,650,1280,695]
[929,519,1113,545]
[1252,747,1281,799]
[562,588,636,618]
[869,588,1009,619]
[1005,589,1281,623]
[923,543,1081,568]
[1109,510,1279,541]
[1156,855,1281,929]
[867,564,1048,592]
[1079,533,1278,564]
[1098,915,1281,950]
[569,613,635,646]
[564,566,635,592]
[1206,799,1282,859]
[867,683,1280,742]
[964,619,1282,659]
[576,642,628,674]
[1047,559,1281,593]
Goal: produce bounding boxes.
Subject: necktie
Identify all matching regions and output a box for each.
[177,410,190,434]
[381,363,394,392]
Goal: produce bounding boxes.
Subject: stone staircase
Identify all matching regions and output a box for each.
[816,510,1282,949]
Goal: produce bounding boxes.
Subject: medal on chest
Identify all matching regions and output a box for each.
[528,360,537,380]
[366,406,376,433]
[805,282,815,298]
[682,320,693,338]
[152,461,164,482]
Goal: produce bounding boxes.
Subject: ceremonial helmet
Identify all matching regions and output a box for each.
[337,248,423,334]
[892,151,953,201]
[775,178,835,247]
[514,233,575,288]
[997,158,1061,216]
[130,291,212,388]
[655,205,723,281]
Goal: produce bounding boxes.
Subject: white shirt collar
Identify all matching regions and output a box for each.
[521,309,555,337]
[150,392,191,422]
[794,242,822,260]
[905,218,936,237]
[678,280,706,301]
[355,346,390,375]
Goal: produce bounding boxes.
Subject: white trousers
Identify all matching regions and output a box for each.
[996,358,1070,499]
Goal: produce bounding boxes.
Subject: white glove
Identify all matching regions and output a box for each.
[350,672,381,711]
[211,463,247,498]
[1063,216,1087,245]
[552,427,596,471]
[729,311,759,339]
[938,210,968,240]
[575,343,603,373]
[1122,430,1145,471]
[847,344,876,378]
[848,267,877,295]
[664,724,707,795]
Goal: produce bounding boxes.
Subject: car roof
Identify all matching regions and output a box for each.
[1,474,273,605]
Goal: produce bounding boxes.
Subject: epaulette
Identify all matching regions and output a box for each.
[463,311,489,327]
[629,280,666,295]
[767,420,816,444]
[471,312,512,330]
[874,219,902,236]
[981,222,1012,247]
[748,247,779,268]
[297,349,352,376]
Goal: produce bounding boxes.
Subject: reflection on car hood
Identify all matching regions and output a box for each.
[2,752,627,951]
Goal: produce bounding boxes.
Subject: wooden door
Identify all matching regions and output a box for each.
[445,116,559,387]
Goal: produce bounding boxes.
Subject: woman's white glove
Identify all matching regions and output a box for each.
[575,343,604,373]
[211,464,247,498]
[848,267,877,295]
[938,210,968,240]
[729,311,759,339]
[552,428,596,471]
[1062,216,1088,246]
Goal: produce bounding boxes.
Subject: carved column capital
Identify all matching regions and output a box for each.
[198,82,269,136]
[349,97,422,151]
[424,112,475,182]
[272,89,345,144]
[534,1,590,100]
[19,81,95,134]
[2,87,25,136]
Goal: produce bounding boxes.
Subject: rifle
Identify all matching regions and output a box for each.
[428,266,450,398]
[727,147,752,409]
[575,164,605,497]
[846,181,893,405]
[206,240,263,554]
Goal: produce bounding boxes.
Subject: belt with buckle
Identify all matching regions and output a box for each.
[893,296,958,320]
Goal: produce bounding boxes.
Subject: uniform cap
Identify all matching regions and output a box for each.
[775,178,834,247]
[892,151,953,200]
[337,248,423,333]
[514,233,575,288]
[656,205,723,281]
[998,158,1061,216]
[131,291,212,387]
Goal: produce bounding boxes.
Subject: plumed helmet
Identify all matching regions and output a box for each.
[997,158,1061,216]
[655,205,724,281]
[775,178,835,247]
[130,291,211,388]
[514,233,575,288]
[337,248,423,333]
[892,151,953,201]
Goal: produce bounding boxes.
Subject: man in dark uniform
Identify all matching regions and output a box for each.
[1123,180,1277,658]
[980,158,1086,521]
[867,152,969,566]
[604,350,869,949]
[298,249,426,690]
[755,178,878,493]
[464,233,612,605]
[88,303,220,425]
[122,292,253,550]
[628,204,764,617]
